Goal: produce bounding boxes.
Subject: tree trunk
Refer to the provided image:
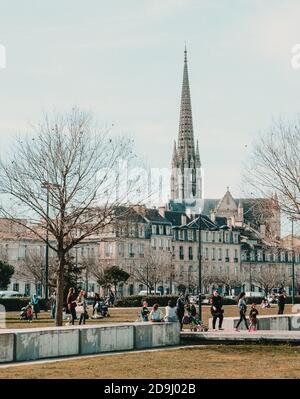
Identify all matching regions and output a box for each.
[55,251,65,327]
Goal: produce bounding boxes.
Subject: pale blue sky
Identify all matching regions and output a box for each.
[1,0,300,204]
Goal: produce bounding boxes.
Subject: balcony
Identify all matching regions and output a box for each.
[179,255,184,260]
[225,257,230,262]
[234,257,239,263]
[129,253,135,257]
[189,255,193,260]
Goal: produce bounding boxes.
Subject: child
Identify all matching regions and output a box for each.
[140,300,150,322]
[249,303,259,332]
[26,305,33,322]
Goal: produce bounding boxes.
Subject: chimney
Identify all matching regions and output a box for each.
[158,206,166,218]
[131,204,146,216]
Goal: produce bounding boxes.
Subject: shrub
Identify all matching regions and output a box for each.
[0,297,47,312]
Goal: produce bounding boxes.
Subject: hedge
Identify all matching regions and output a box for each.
[0,297,47,312]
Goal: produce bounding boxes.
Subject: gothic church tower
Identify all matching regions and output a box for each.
[170,47,202,212]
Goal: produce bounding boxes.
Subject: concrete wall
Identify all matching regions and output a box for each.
[0,333,14,363]
[0,321,180,364]
[209,314,300,331]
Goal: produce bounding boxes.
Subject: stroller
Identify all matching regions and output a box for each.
[189,313,206,332]
[92,299,110,319]
[20,307,27,320]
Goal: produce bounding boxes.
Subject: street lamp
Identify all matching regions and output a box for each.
[41,180,61,301]
[197,210,202,322]
[291,217,295,305]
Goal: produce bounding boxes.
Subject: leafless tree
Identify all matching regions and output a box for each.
[244,118,300,218]
[0,108,141,325]
[251,264,289,296]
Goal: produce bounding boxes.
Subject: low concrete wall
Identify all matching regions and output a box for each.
[14,327,80,361]
[0,322,180,363]
[209,314,300,331]
[134,322,180,349]
[0,333,14,363]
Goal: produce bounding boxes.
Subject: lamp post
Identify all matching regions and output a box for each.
[198,211,202,322]
[41,180,61,301]
[291,217,295,305]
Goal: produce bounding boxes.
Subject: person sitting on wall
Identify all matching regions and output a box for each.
[150,303,164,322]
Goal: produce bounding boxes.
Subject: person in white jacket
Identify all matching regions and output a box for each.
[164,300,178,322]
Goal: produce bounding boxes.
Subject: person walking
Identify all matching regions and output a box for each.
[50,291,56,319]
[164,300,178,322]
[176,293,186,331]
[235,292,249,331]
[31,294,40,320]
[67,287,77,325]
[77,290,88,325]
[249,303,259,332]
[140,300,150,321]
[211,290,224,331]
[93,293,101,317]
[277,290,286,315]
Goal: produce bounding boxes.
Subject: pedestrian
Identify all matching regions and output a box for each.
[50,291,56,319]
[140,300,150,322]
[235,292,249,331]
[211,290,224,331]
[31,294,40,320]
[249,303,259,332]
[109,290,115,306]
[164,300,178,322]
[176,293,186,331]
[77,290,88,325]
[150,303,163,322]
[277,290,286,315]
[93,293,101,316]
[67,287,77,325]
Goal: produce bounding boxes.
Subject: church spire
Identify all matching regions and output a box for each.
[178,46,194,158]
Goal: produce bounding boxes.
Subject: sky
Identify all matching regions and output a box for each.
[1,0,300,205]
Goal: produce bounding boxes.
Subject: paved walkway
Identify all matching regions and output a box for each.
[181,330,300,345]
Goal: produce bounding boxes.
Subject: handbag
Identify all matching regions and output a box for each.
[76,305,84,315]
[182,312,190,324]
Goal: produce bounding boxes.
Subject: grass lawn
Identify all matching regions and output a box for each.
[1,345,300,379]
[3,304,293,329]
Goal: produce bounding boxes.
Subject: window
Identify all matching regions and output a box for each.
[212,232,215,242]
[138,226,144,238]
[159,225,164,235]
[205,247,209,260]
[188,247,193,260]
[152,225,157,235]
[205,231,209,242]
[212,248,216,260]
[88,283,95,293]
[179,246,184,260]
[128,243,134,257]
[166,226,171,235]
[225,233,230,243]
[225,249,230,262]
[159,239,163,249]
[139,243,145,257]
[118,242,125,257]
[105,242,113,257]
[178,230,184,240]
[25,283,31,296]
[151,238,157,249]
[218,248,222,261]
[166,239,171,251]
[13,283,19,292]
[188,230,193,241]
[234,249,238,262]
[218,232,222,242]
[233,234,239,243]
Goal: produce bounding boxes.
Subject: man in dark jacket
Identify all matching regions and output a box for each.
[211,290,224,330]
[277,290,286,315]
[176,293,185,331]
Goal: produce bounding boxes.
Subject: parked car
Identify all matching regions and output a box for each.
[0,290,24,298]
[137,290,162,296]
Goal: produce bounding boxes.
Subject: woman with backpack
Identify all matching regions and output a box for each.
[235,292,249,331]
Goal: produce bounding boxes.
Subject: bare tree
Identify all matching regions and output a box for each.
[0,108,141,325]
[245,118,300,218]
[251,264,289,296]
